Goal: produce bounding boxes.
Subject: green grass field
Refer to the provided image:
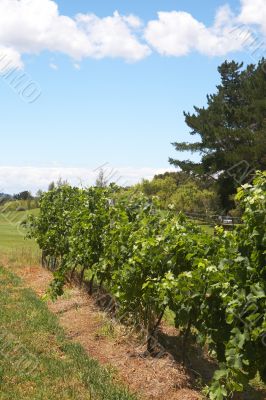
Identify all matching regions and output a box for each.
[0,209,39,252]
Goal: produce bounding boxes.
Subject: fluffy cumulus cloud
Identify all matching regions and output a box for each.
[0,0,265,66]
[0,166,174,194]
[144,6,248,57]
[76,11,150,61]
[0,0,150,65]
[238,0,266,35]
[144,0,266,58]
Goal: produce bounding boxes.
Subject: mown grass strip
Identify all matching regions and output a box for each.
[0,266,137,400]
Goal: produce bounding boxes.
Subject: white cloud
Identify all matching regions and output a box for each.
[144,11,203,57]
[0,0,150,64]
[238,0,266,35]
[144,7,248,57]
[76,11,150,61]
[0,166,175,194]
[0,0,265,66]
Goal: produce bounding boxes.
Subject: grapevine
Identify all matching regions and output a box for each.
[28,171,266,399]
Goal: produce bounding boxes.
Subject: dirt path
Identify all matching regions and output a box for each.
[6,263,202,400]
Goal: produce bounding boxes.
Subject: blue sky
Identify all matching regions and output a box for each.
[0,0,264,193]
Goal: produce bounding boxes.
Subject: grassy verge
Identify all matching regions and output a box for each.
[0,266,137,400]
[0,209,39,253]
[0,209,41,268]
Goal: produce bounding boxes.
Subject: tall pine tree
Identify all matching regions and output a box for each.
[170,59,266,210]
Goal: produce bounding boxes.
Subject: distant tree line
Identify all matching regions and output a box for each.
[0,178,70,211]
[134,171,222,215]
